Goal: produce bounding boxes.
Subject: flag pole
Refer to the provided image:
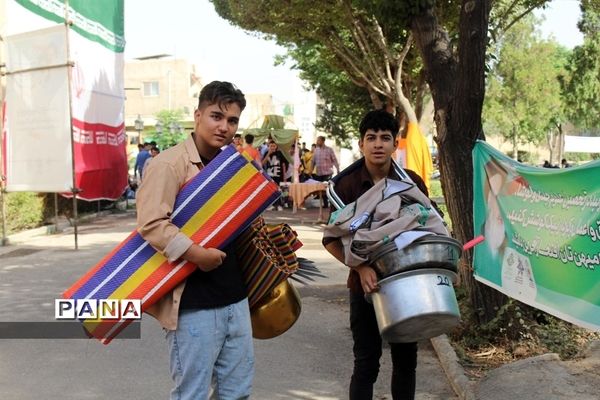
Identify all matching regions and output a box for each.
[64,0,79,250]
[0,38,8,246]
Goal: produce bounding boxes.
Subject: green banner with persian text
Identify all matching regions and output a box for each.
[472,141,600,330]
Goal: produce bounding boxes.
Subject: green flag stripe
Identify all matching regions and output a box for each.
[15,0,124,52]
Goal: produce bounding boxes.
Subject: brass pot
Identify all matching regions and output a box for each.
[250,279,301,339]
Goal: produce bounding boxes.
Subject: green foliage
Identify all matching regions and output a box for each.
[489,1,551,43]
[483,15,565,156]
[516,150,534,163]
[563,152,598,163]
[429,177,443,198]
[39,194,117,222]
[354,0,433,32]
[276,42,372,144]
[211,0,424,141]
[1,192,44,234]
[561,4,600,130]
[144,109,186,150]
[426,178,452,227]
[1,192,124,236]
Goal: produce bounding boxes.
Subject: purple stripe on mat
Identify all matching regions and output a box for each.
[71,234,155,299]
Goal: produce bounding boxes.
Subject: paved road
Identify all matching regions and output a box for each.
[0,211,457,400]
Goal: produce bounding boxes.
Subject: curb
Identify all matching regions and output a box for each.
[430,335,476,400]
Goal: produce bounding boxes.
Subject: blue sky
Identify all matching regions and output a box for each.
[124,0,583,103]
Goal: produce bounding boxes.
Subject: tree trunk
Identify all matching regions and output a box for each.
[512,125,518,160]
[547,129,555,165]
[411,0,507,324]
[557,123,564,163]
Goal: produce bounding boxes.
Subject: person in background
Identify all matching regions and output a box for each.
[241,133,262,166]
[284,143,296,182]
[323,109,429,400]
[136,81,254,400]
[313,136,339,207]
[233,133,243,152]
[300,144,315,181]
[134,142,152,181]
[561,158,571,168]
[301,141,308,153]
[141,146,160,178]
[259,138,270,159]
[262,140,288,211]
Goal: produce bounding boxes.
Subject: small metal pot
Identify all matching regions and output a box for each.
[250,279,301,339]
[369,236,462,278]
[367,268,460,343]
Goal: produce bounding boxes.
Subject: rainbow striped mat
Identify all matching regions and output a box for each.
[63,145,280,344]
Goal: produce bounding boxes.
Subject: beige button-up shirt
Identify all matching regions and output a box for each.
[136,134,203,330]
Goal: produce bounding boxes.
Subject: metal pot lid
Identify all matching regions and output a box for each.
[368,234,461,262]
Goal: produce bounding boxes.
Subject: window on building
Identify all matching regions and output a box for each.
[129,133,139,145]
[143,81,159,97]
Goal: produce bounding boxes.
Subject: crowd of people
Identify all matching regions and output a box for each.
[133,141,161,182]
[542,158,572,168]
[230,133,339,210]
[128,132,340,212]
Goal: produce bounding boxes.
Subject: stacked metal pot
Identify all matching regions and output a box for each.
[366,235,463,343]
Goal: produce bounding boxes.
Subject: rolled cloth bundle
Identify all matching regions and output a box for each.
[63,145,281,344]
[236,218,304,308]
[323,177,448,267]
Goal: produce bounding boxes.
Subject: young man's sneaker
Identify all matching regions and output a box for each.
[276,206,283,211]
[267,205,276,211]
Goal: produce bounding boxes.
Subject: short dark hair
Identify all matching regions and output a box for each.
[244,133,255,145]
[358,109,399,139]
[198,81,246,111]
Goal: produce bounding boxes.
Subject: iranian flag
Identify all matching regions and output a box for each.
[2,0,127,200]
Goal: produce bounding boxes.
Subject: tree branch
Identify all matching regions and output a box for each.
[502,1,547,33]
[326,38,389,97]
[348,13,390,91]
[394,34,418,122]
[370,18,395,84]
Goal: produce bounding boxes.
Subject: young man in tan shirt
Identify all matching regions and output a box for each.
[137,81,253,399]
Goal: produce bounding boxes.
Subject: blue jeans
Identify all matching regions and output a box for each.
[166,298,254,400]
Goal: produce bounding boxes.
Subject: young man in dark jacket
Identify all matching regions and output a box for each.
[323,109,432,400]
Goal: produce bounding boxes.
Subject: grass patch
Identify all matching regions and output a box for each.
[429,178,443,198]
[1,192,44,234]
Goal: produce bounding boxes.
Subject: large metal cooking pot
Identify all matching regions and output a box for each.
[369,235,462,279]
[367,268,460,343]
[250,279,301,339]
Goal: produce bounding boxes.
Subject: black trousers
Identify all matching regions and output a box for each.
[349,292,418,400]
[313,174,332,207]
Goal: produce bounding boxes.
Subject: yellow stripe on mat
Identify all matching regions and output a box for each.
[179,164,258,237]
